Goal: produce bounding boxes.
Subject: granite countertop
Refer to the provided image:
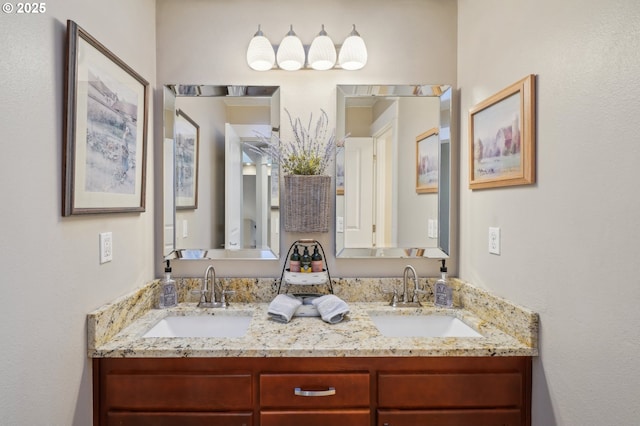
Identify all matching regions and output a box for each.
[89,300,537,358]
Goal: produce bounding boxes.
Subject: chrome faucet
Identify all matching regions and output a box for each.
[387,265,425,307]
[194,265,234,308]
[384,265,425,307]
[402,265,418,303]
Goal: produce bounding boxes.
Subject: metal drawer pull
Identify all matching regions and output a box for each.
[294,387,336,397]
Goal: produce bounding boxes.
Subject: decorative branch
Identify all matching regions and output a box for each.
[251,109,339,176]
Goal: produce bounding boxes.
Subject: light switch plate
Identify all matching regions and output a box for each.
[100,232,113,264]
[428,219,438,239]
[489,227,500,255]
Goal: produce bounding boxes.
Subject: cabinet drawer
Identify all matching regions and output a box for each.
[378,373,522,408]
[260,373,370,408]
[261,410,370,426]
[107,411,253,426]
[105,373,252,410]
[377,409,522,426]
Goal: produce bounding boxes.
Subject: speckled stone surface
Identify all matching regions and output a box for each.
[88,276,538,358]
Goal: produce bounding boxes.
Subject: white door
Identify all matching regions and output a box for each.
[374,125,394,247]
[225,124,243,250]
[344,137,375,248]
[163,138,175,255]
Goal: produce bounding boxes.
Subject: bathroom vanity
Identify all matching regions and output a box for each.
[88,278,537,426]
[94,356,530,426]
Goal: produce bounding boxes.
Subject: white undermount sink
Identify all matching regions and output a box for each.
[369,313,483,338]
[142,314,252,338]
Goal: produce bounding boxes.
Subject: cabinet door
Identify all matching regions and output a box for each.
[377,409,521,426]
[107,411,253,426]
[261,410,370,426]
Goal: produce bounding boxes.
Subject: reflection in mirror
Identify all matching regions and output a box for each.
[163,85,280,260]
[336,85,451,258]
[162,86,176,257]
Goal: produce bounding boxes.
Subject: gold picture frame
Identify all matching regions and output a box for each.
[416,127,439,194]
[469,74,536,190]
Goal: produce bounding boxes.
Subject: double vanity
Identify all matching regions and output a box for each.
[89,277,537,426]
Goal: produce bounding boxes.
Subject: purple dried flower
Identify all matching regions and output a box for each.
[252,109,339,176]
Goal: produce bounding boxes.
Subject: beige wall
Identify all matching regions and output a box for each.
[457,0,640,424]
[0,1,156,424]
[156,0,458,279]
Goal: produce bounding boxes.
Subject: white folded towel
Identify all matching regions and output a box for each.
[312,295,350,324]
[268,294,302,323]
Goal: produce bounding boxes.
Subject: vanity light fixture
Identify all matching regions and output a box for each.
[246,24,367,71]
[246,25,276,71]
[276,25,306,71]
[338,24,367,70]
[308,25,337,70]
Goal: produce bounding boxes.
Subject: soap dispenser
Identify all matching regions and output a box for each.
[301,246,312,273]
[289,245,301,272]
[159,260,178,308]
[434,259,453,308]
[311,245,323,272]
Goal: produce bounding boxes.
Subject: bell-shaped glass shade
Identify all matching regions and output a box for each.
[338,25,368,71]
[247,25,275,71]
[276,25,305,71]
[308,25,336,71]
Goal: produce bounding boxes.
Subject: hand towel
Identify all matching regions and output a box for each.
[312,295,350,324]
[268,294,302,323]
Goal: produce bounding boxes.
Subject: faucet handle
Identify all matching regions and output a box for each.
[412,287,427,303]
[383,288,399,307]
[190,289,211,303]
[221,289,236,306]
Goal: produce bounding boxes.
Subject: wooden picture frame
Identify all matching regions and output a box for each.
[416,127,439,194]
[62,20,149,215]
[335,147,345,195]
[175,109,200,210]
[469,74,536,190]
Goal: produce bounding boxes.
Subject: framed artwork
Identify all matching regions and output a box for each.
[175,109,200,210]
[469,74,536,189]
[416,127,439,194]
[271,165,280,208]
[335,147,345,195]
[62,20,149,215]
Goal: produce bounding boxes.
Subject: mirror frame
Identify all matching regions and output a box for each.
[163,84,281,260]
[336,84,451,259]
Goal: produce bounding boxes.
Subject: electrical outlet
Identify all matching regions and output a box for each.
[182,219,189,238]
[488,227,500,255]
[100,232,113,264]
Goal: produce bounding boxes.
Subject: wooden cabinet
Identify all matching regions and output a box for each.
[93,357,531,426]
[93,358,254,426]
[377,409,522,426]
[106,412,253,426]
[377,360,530,426]
[260,373,370,426]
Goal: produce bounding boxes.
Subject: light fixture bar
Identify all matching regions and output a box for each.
[247,24,367,71]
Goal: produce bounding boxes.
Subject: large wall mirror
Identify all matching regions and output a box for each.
[336,84,451,258]
[163,85,280,260]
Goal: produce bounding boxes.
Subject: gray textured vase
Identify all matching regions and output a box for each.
[283,175,331,233]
